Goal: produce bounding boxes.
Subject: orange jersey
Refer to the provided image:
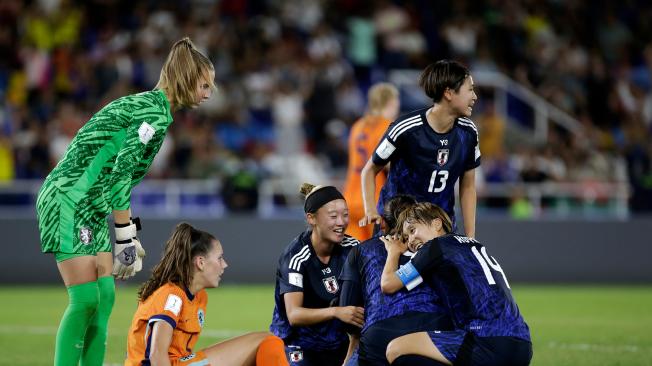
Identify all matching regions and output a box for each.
[342,115,390,241]
[125,283,208,366]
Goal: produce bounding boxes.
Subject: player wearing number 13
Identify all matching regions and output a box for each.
[360,60,480,237]
[380,202,532,366]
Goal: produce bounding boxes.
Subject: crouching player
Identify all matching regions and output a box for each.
[380,203,532,366]
[125,223,287,366]
[339,195,453,365]
[270,183,363,365]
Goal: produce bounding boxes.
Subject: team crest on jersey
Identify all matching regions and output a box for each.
[79,227,93,245]
[437,149,449,166]
[197,309,205,328]
[322,276,339,294]
[289,350,303,362]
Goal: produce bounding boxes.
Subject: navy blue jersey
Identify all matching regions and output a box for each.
[270,230,359,351]
[339,237,449,333]
[372,108,480,227]
[403,234,530,341]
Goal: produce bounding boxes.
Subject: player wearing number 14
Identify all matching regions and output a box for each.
[360,60,480,237]
[380,202,532,366]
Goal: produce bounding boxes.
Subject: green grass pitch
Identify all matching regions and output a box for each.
[1,285,651,365]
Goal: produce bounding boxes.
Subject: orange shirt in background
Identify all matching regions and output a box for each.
[343,115,390,241]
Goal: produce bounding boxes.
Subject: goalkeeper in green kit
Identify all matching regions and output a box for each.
[35,37,215,366]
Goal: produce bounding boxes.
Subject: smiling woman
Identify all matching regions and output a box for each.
[359,60,480,241]
[269,183,363,366]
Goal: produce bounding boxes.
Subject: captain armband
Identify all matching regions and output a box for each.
[396,262,423,291]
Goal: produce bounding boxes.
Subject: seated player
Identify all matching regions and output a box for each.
[380,203,532,366]
[125,222,288,366]
[339,195,453,366]
[270,183,363,366]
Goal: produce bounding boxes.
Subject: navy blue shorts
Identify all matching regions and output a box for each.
[284,343,348,366]
[360,312,454,366]
[428,331,532,366]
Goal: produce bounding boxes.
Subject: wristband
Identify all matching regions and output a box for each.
[115,222,137,242]
[131,217,142,231]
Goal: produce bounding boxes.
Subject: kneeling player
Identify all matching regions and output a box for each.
[125,223,287,366]
[339,195,453,365]
[270,183,363,365]
[380,203,532,366]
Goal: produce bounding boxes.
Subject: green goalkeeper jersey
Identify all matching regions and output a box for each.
[44,89,173,214]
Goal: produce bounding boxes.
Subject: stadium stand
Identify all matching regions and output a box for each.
[0,0,650,216]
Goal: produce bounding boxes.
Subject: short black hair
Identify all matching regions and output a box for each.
[382,195,417,235]
[419,60,470,103]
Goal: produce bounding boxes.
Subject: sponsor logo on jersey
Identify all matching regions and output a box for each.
[289,350,304,362]
[79,226,93,245]
[138,122,156,144]
[437,149,449,166]
[164,294,182,316]
[322,276,339,294]
[198,309,205,328]
[179,353,196,361]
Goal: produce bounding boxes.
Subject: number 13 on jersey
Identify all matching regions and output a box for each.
[428,170,449,193]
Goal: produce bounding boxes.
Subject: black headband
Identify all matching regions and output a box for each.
[304,186,344,213]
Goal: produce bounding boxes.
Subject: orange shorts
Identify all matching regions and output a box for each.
[173,351,210,366]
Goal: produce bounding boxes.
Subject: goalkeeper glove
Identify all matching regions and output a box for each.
[131,217,146,271]
[112,219,143,280]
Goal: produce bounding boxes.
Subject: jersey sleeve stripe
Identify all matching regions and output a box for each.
[341,236,359,246]
[387,115,421,138]
[292,253,311,271]
[457,119,478,135]
[290,250,311,271]
[457,119,481,160]
[458,116,476,125]
[289,245,309,270]
[391,121,423,140]
[144,315,175,363]
[148,314,176,329]
[290,252,310,271]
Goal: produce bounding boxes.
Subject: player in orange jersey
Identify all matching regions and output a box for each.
[342,83,400,241]
[125,223,287,366]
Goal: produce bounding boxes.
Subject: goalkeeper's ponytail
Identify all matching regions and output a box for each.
[155,37,216,110]
[138,222,216,301]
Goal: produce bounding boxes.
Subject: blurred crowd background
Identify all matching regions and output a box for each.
[1,0,651,215]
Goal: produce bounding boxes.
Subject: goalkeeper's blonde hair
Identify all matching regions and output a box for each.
[155,37,216,110]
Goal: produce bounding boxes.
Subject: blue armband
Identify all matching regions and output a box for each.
[395,262,423,290]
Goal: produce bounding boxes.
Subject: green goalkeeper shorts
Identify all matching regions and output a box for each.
[36,182,111,261]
